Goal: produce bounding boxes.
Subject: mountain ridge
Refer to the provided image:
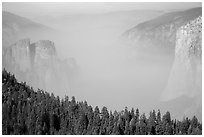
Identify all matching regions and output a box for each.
[3,11,52,30]
[3,11,55,47]
[122,7,202,54]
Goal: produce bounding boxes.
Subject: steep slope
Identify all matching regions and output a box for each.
[160,16,202,120]
[123,7,202,54]
[2,11,54,47]
[2,39,77,97]
[2,69,202,135]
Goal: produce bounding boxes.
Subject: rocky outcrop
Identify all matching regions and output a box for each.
[2,39,77,96]
[123,7,201,54]
[160,16,202,120]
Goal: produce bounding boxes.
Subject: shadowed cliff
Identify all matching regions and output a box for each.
[2,39,77,97]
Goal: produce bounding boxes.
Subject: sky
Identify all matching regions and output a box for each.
[2,2,202,19]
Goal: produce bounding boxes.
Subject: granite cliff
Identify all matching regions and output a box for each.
[2,39,77,96]
[123,7,201,54]
[160,16,202,120]
[161,16,202,101]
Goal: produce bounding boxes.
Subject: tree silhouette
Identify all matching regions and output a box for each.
[2,69,202,135]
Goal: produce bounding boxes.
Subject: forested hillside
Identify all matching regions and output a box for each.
[2,69,202,135]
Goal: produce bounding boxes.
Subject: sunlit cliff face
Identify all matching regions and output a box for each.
[158,17,202,120]
[122,7,202,56]
[161,16,202,101]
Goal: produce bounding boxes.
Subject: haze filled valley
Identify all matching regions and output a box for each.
[2,2,202,125]
[55,21,174,113]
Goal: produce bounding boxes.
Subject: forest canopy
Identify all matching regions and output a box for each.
[2,69,202,135]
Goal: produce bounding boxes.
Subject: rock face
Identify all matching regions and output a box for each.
[161,16,202,101]
[3,39,31,72]
[2,39,77,96]
[123,7,201,54]
[160,16,202,120]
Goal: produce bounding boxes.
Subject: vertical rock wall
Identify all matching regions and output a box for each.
[161,16,202,101]
[2,39,77,97]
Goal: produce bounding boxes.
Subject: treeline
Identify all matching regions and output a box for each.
[2,69,202,135]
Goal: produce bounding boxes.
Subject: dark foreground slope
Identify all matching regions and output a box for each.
[2,69,202,135]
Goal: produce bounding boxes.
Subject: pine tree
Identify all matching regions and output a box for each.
[135,108,140,122]
[2,69,202,135]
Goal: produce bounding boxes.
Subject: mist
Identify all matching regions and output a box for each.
[25,12,174,115]
[3,2,201,117]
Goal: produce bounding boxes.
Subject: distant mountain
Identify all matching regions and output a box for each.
[2,11,54,46]
[3,11,50,30]
[123,7,202,54]
[34,10,163,33]
[2,38,77,97]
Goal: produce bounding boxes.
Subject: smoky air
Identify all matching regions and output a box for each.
[2,2,202,135]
